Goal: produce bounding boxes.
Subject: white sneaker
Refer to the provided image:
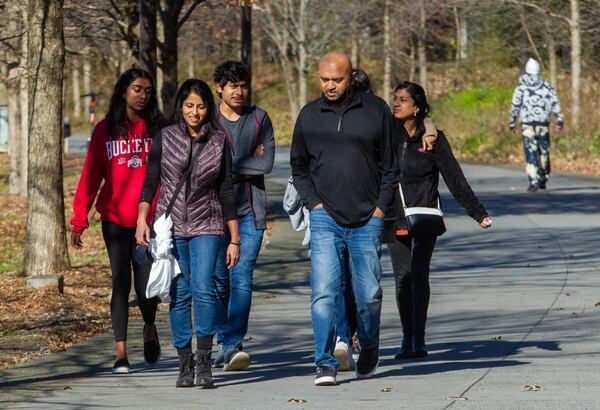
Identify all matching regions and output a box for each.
[334,340,355,371]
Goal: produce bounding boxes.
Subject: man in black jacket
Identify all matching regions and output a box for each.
[290,51,396,386]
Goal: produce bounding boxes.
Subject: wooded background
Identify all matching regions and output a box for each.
[0,0,599,277]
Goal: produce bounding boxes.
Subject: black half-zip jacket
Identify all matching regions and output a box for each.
[290,91,397,227]
[393,125,488,230]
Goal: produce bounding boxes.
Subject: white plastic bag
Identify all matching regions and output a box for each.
[145,213,181,302]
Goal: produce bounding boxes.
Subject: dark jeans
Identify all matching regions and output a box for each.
[102,221,158,342]
[387,234,437,345]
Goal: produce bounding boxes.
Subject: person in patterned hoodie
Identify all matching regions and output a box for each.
[510,58,564,192]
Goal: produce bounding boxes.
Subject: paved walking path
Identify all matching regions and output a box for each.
[2,148,599,409]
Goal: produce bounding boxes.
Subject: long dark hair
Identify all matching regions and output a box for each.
[106,68,165,139]
[354,69,373,94]
[394,81,430,139]
[171,79,217,131]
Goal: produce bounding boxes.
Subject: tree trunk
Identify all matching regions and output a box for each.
[19,14,29,197]
[382,0,391,104]
[418,0,427,90]
[71,59,81,118]
[297,0,308,110]
[453,3,462,87]
[187,47,194,78]
[569,0,580,129]
[160,25,178,119]
[83,52,91,125]
[139,0,157,80]
[25,0,70,277]
[545,29,557,87]
[7,64,21,195]
[241,4,252,104]
[459,17,468,60]
[409,41,416,82]
[351,28,360,69]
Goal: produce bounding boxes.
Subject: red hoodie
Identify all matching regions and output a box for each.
[71,118,157,233]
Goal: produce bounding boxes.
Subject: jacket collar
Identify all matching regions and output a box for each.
[177,121,210,143]
[320,89,363,112]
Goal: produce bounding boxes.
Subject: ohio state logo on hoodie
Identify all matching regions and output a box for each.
[105,135,153,166]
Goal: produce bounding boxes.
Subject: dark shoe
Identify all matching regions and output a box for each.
[222,345,250,371]
[112,358,130,374]
[196,349,214,388]
[539,181,546,190]
[394,337,414,360]
[212,350,225,368]
[314,366,337,386]
[355,343,379,379]
[176,348,195,388]
[527,185,539,192]
[143,324,161,365]
[413,336,428,359]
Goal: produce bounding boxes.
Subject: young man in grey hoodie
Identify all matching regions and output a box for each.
[510,58,564,192]
[212,61,275,371]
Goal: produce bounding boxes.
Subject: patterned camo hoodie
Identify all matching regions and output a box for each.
[510,74,564,128]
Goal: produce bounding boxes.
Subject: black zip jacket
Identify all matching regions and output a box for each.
[290,91,397,227]
[393,126,488,230]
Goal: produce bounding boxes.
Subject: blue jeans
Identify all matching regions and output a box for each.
[309,208,384,369]
[214,212,264,351]
[170,235,222,349]
[336,252,355,345]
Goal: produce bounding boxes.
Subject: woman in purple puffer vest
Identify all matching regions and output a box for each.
[136,79,240,389]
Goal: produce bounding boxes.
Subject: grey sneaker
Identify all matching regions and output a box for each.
[314,366,337,386]
[223,346,250,371]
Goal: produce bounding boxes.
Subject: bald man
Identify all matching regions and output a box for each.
[290,52,396,386]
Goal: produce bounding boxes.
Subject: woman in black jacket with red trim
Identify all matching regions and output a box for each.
[389,81,493,360]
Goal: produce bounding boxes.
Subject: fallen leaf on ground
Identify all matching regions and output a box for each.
[381,387,392,392]
[594,301,600,307]
[521,384,543,392]
[288,398,307,404]
[62,385,72,390]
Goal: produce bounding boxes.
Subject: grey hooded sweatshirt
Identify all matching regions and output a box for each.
[216,105,275,230]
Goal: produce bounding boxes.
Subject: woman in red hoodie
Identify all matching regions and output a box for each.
[70,68,166,374]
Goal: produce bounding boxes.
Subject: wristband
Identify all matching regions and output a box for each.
[230,242,240,246]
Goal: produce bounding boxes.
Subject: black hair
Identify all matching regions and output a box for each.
[394,81,430,139]
[212,61,252,97]
[106,68,165,139]
[171,78,217,131]
[354,69,373,94]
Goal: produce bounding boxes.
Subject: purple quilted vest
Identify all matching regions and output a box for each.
[154,123,226,237]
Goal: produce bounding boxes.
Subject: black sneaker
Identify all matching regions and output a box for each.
[314,366,337,386]
[394,337,414,360]
[539,181,547,190]
[356,344,379,379]
[413,336,428,359]
[222,346,250,371]
[112,358,130,374]
[143,324,161,365]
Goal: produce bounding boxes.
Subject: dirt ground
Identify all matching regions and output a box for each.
[0,154,141,371]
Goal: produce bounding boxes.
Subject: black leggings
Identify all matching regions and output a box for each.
[387,234,436,344]
[102,221,158,342]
